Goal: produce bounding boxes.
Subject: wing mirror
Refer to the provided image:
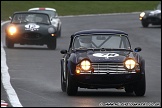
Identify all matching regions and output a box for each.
[9,16,12,20]
[134,47,142,52]
[50,17,54,21]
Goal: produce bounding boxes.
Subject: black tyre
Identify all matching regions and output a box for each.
[133,74,146,96]
[6,36,14,48]
[61,63,66,92]
[142,21,149,28]
[66,71,78,96]
[47,38,56,50]
[133,59,146,96]
[125,85,133,93]
[57,27,61,38]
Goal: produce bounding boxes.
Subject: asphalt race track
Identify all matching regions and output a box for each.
[1,13,161,107]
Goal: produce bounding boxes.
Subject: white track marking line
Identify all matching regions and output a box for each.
[1,21,23,107]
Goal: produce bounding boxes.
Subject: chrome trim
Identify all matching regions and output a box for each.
[79,63,136,74]
[79,72,136,74]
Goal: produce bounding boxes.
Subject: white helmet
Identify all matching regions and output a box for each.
[79,36,92,48]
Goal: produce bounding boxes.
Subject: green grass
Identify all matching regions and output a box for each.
[1,1,160,20]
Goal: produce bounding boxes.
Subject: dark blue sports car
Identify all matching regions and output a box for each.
[5,11,57,49]
[60,29,146,96]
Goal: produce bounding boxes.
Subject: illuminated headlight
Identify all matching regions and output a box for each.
[8,26,17,35]
[140,12,145,17]
[75,59,92,74]
[124,59,136,70]
[80,60,91,71]
[139,12,145,20]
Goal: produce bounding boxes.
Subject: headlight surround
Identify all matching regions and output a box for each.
[124,58,137,70]
[8,26,17,35]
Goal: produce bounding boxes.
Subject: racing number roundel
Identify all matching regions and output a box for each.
[93,53,119,59]
[25,23,40,31]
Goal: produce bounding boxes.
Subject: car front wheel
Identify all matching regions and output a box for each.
[133,74,146,96]
[66,71,78,96]
[6,36,14,48]
[47,38,56,50]
[57,27,61,38]
[125,85,133,93]
[142,21,149,27]
[133,59,146,96]
[61,63,66,92]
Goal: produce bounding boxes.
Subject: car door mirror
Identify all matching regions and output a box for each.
[134,47,142,52]
[50,17,54,21]
[9,16,12,20]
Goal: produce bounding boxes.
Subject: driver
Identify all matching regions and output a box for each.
[78,36,92,48]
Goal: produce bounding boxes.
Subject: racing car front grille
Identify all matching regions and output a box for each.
[89,63,135,74]
[23,33,42,40]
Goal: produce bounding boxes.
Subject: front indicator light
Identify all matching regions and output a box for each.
[135,64,140,72]
[139,17,143,20]
[124,59,136,70]
[135,69,140,72]
[76,66,81,74]
[51,34,55,36]
[8,26,17,35]
[80,60,91,71]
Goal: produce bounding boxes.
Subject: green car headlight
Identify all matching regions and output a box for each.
[140,12,145,17]
[139,12,145,20]
[8,26,17,35]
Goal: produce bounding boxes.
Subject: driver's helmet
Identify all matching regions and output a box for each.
[26,15,35,22]
[79,36,92,48]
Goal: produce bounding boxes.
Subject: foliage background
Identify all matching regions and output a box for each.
[1,1,160,20]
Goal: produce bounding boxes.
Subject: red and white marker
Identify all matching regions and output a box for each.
[1,100,8,107]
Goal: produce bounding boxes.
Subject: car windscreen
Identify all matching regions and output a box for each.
[72,34,131,49]
[12,13,50,24]
[29,10,56,18]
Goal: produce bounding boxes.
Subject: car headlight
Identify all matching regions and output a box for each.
[76,59,92,74]
[48,27,56,36]
[124,59,136,70]
[8,26,17,35]
[139,12,145,20]
[80,60,91,71]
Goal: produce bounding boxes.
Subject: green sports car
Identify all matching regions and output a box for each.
[5,11,57,49]
[139,3,161,27]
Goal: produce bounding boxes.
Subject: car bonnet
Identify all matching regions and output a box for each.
[74,50,134,63]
